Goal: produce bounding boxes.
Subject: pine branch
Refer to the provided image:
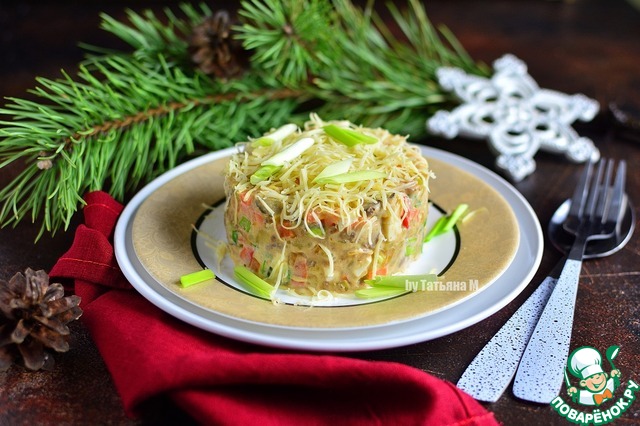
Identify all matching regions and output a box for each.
[0,0,487,239]
[0,55,303,238]
[81,3,211,65]
[234,0,488,135]
[310,0,489,136]
[236,0,335,86]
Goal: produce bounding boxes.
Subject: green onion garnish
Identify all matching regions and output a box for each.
[357,273,440,298]
[268,123,298,141]
[424,216,447,242]
[251,123,298,147]
[239,216,251,232]
[251,137,275,147]
[180,269,215,288]
[262,137,314,166]
[424,203,469,242]
[324,124,378,146]
[365,273,438,288]
[442,203,469,232]
[315,170,386,184]
[312,158,354,182]
[309,224,325,237]
[355,287,408,299]
[250,165,282,184]
[234,266,274,298]
[250,134,312,183]
[405,237,417,255]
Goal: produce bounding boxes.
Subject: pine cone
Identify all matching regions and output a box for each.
[0,268,82,371]
[189,10,249,79]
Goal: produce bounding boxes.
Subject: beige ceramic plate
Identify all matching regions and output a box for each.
[126,146,519,329]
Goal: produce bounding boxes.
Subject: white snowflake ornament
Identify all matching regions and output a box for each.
[427,54,600,181]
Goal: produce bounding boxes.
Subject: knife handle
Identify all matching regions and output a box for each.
[457,275,557,402]
[512,258,582,403]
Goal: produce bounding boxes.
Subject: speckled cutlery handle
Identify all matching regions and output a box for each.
[457,275,557,402]
[512,259,582,403]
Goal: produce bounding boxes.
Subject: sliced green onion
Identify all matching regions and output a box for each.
[405,237,417,255]
[234,266,274,298]
[442,203,469,232]
[239,216,251,232]
[324,124,378,147]
[262,137,314,166]
[355,287,408,299]
[315,170,386,184]
[180,269,215,288]
[231,230,238,244]
[267,123,298,141]
[250,164,282,184]
[424,203,469,242]
[309,224,325,237]
[365,273,438,288]
[251,137,275,147]
[424,216,447,242]
[312,158,353,182]
[251,123,298,147]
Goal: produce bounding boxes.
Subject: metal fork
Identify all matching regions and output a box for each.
[456,259,564,402]
[512,159,627,403]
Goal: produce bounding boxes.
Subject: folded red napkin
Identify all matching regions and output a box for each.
[50,191,498,426]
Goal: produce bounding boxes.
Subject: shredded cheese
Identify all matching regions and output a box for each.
[227,114,429,235]
[317,243,335,279]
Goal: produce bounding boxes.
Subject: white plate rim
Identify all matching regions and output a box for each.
[114,146,543,351]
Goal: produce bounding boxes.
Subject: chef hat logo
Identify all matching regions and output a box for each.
[568,346,605,380]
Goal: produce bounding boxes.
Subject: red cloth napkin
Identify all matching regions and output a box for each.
[50,191,498,426]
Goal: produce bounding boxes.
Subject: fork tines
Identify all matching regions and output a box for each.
[608,160,627,226]
[565,158,626,236]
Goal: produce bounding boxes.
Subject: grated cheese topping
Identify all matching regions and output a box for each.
[225,114,431,235]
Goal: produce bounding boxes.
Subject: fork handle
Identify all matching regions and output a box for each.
[512,258,582,403]
[457,273,557,402]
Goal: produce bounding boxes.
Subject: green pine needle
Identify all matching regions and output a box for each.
[0,0,486,239]
[236,0,334,86]
[0,54,302,237]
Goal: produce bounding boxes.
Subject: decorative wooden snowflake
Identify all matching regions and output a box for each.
[427,54,600,181]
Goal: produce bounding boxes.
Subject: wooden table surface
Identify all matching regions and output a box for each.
[1,1,639,424]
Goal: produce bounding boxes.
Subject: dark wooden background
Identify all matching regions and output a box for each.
[1,1,639,424]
